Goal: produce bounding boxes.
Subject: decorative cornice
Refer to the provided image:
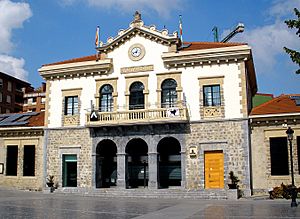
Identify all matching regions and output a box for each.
[38,59,113,80]
[0,128,44,138]
[162,45,251,69]
[250,114,300,127]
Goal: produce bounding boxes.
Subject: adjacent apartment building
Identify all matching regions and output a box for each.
[0,72,33,114]
[38,13,257,197]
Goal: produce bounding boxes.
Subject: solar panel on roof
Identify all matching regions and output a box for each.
[0,112,38,127]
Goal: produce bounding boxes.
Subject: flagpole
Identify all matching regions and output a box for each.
[95,26,100,60]
[179,15,183,46]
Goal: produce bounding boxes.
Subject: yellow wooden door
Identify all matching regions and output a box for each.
[204,151,224,189]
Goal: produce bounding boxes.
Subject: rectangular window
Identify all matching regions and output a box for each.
[6,95,11,103]
[203,85,221,106]
[0,92,2,102]
[64,96,78,115]
[0,79,3,88]
[7,81,12,91]
[6,145,18,176]
[270,137,289,175]
[23,145,35,176]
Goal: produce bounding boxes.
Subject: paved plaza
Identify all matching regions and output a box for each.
[0,189,300,219]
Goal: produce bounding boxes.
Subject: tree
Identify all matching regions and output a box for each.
[284,8,300,74]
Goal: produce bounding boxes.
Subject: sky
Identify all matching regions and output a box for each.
[0,0,299,96]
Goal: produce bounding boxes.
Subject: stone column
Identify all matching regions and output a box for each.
[148,152,158,189]
[117,153,127,189]
[181,151,186,188]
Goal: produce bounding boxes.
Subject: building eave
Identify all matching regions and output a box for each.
[38,59,113,80]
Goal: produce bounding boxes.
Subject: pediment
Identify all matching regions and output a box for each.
[97,18,180,54]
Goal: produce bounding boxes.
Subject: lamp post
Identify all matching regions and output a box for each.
[286,127,298,207]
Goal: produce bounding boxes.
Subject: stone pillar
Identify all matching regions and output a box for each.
[117,153,127,189]
[181,151,186,188]
[148,152,158,189]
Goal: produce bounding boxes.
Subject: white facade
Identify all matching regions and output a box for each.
[40,20,255,128]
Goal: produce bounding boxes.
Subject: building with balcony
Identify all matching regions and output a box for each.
[39,12,257,197]
[23,83,46,112]
[0,72,33,114]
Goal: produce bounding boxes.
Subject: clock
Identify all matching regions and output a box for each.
[128,44,145,61]
[131,47,141,57]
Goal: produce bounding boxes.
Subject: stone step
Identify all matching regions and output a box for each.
[53,187,228,199]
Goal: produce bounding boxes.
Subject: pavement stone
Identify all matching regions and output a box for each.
[0,188,300,219]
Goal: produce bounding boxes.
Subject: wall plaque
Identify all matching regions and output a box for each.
[121,65,154,74]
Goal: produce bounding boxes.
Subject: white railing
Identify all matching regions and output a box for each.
[86,106,189,126]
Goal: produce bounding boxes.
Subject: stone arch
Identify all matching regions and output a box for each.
[157,137,182,188]
[95,139,117,188]
[125,138,148,188]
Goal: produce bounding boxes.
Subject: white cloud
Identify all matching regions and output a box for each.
[60,0,183,18]
[269,0,300,18]
[226,0,299,74]
[0,55,28,81]
[0,0,32,80]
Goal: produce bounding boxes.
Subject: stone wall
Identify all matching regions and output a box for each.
[185,119,251,196]
[46,127,92,188]
[251,123,300,195]
[0,134,44,191]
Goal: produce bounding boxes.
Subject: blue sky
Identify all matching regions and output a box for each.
[0,0,299,95]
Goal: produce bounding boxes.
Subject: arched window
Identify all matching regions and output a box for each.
[161,79,177,108]
[129,82,144,110]
[99,84,113,112]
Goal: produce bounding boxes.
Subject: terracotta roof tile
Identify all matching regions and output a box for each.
[28,112,45,127]
[250,94,300,116]
[43,54,102,66]
[43,42,248,66]
[181,42,247,51]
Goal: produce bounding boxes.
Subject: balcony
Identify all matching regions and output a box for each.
[86,106,189,127]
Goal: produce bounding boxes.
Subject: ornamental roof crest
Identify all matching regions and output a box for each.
[97,11,179,53]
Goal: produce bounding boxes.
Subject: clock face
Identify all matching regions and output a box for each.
[131,47,141,57]
[128,44,145,61]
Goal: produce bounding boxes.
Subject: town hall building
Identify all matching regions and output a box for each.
[39,12,257,198]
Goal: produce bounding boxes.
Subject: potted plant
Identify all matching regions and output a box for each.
[46,175,55,188]
[228,171,239,189]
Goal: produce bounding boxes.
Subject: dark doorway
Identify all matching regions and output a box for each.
[23,145,35,176]
[6,145,18,176]
[158,137,181,188]
[62,155,77,187]
[96,140,117,188]
[126,139,148,188]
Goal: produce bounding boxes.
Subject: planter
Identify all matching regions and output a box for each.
[227,189,238,200]
[46,182,54,188]
[228,184,238,189]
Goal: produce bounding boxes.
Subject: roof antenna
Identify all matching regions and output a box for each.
[212,26,219,42]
